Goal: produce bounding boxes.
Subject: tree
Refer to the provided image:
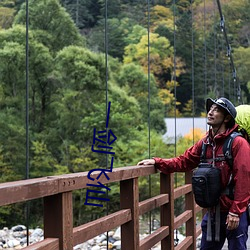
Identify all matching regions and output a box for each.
[50,46,144,170]
[148,5,174,33]
[61,0,102,29]
[123,30,185,116]
[14,0,84,52]
[86,17,140,60]
[0,6,15,29]
[222,0,250,46]
[124,31,185,86]
[234,46,250,102]
[0,25,56,132]
[116,62,165,132]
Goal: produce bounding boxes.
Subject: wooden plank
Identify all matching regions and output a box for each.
[57,165,157,192]
[161,173,174,250]
[195,204,203,213]
[174,184,192,199]
[140,226,169,250]
[0,165,156,206]
[120,178,139,250]
[73,209,131,245]
[195,206,203,242]
[0,177,59,206]
[185,171,196,250]
[175,236,193,250]
[139,194,169,215]
[196,226,202,237]
[44,192,73,250]
[22,238,59,250]
[174,210,192,229]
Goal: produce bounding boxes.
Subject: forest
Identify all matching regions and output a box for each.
[0,0,249,227]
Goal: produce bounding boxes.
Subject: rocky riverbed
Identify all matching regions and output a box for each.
[0,225,188,249]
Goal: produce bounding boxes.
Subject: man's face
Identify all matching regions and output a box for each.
[207,104,226,127]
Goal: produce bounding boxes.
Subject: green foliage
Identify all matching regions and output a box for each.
[116,63,165,132]
[124,32,173,75]
[0,112,26,181]
[0,7,15,29]
[123,30,185,116]
[234,46,250,101]
[30,141,56,177]
[61,0,101,29]
[124,25,147,45]
[14,0,85,52]
[149,5,174,32]
[0,40,26,103]
[86,17,138,60]
[114,128,171,168]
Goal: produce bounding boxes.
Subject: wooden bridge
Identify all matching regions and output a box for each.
[0,164,204,250]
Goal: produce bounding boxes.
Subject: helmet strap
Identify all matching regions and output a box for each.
[211,116,226,139]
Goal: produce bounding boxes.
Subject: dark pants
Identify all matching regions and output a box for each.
[200,210,249,250]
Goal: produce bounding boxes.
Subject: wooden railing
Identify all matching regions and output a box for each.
[0,165,203,250]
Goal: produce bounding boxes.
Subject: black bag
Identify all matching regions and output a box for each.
[192,163,221,208]
[192,132,241,208]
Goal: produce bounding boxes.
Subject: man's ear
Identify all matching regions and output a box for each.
[224,114,232,123]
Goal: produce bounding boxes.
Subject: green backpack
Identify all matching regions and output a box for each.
[235,105,250,142]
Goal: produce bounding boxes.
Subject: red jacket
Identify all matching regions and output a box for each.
[154,124,250,216]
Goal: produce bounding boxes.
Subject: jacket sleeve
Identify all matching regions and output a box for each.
[229,136,250,215]
[153,140,203,174]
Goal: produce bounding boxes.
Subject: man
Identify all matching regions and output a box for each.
[138,97,250,250]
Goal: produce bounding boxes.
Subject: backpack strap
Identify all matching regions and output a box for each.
[223,132,242,200]
[201,132,242,166]
[223,131,242,169]
[200,142,208,162]
[201,141,226,163]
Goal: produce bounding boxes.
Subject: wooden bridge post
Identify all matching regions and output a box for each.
[120,178,139,250]
[43,192,73,250]
[160,173,174,250]
[185,171,196,250]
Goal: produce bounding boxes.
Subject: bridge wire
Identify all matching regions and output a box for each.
[172,0,179,245]
[76,0,79,27]
[191,0,195,145]
[172,0,177,179]
[213,0,218,96]
[218,28,225,96]
[215,9,225,97]
[25,0,30,245]
[215,0,242,104]
[228,64,231,99]
[104,0,109,247]
[147,0,152,234]
[203,0,207,98]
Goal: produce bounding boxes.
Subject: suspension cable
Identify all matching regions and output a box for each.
[147,0,152,234]
[172,0,179,245]
[173,0,177,158]
[213,0,217,94]
[203,0,207,98]
[216,0,242,104]
[104,0,109,248]
[25,0,30,246]
[191,0,195,144]
[218,32,225,96]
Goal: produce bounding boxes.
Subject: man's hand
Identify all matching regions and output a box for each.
[226,213,240,230]
[137,159,155,166]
